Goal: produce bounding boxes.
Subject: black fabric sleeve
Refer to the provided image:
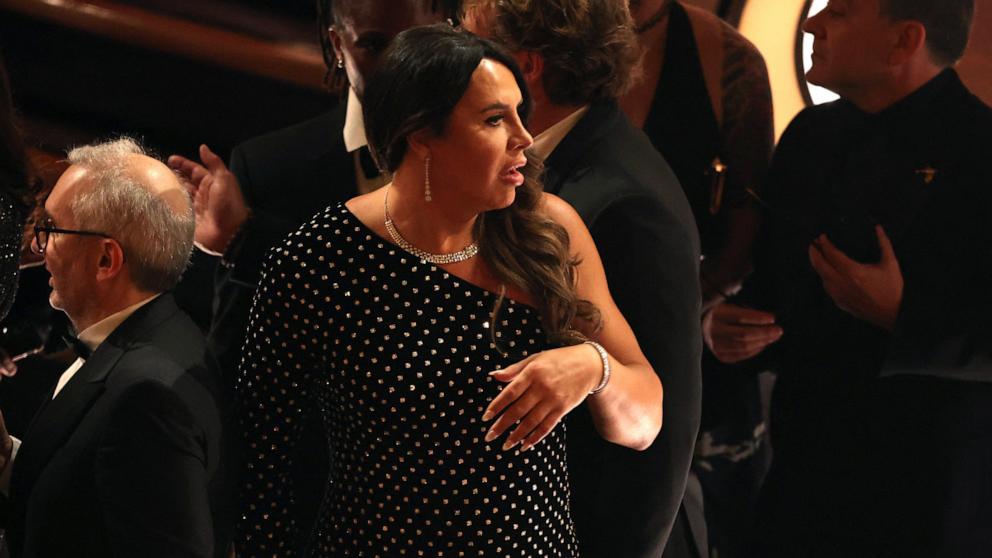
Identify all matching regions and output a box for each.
[882,175,992,382]
[234,239,319,557]
[584,193,702,556]
[95,380,214,558]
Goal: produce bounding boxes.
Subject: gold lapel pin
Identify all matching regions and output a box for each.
[915,166,938,185]
[708,157,727,215]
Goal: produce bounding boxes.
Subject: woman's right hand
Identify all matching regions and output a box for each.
[482,343,604,452]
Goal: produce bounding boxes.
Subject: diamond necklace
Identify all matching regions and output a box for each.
[383,187,479,265]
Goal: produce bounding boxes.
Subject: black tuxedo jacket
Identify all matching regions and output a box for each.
[545,101,702,557]
[4,294,237,558]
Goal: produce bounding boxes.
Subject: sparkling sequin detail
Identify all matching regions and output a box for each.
[237,203,578,557]
[0,191,24,322]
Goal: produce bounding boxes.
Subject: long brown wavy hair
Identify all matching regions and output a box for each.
[363,24,601,344]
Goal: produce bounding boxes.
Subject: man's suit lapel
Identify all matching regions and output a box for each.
[542,101,620,195]
[9,342,122,504]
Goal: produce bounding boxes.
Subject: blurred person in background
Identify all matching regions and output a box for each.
[621,1,774,556]
[0,55,42,345]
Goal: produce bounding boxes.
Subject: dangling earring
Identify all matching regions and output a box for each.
[424,155,432,202]
[336,57,344,69]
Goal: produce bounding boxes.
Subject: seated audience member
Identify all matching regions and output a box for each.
[464,1,702,556]
[237,24,663,557]
[704,0,992,555]
[168,2,455,544]
[0,138,236,558]
[620,2,774,556]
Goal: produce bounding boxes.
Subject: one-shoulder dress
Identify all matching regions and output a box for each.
[237,203,579,557]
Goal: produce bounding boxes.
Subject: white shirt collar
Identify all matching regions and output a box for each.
[77,294,161,351]
[530,105,590,162]
[343,87,369,153]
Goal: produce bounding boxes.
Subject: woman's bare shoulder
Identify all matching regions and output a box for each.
[539,192,584,231]
[539,192,599,258]
[344,186,389,235]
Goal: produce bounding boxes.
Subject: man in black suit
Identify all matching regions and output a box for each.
[466,1,702,556]
[0,138,236,558]
[704,1,991,555]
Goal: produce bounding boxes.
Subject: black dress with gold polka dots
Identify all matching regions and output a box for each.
[237,204,579,557]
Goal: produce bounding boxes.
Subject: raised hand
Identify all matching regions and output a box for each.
[482,343,603,452]
[703,303,783,363]
[809,225,903,331]
[167,144,250,254]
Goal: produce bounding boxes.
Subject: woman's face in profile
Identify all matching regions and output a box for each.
[424,59,533,212]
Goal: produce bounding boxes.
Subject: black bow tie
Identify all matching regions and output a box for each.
[358,146,382,179]
[62,334,91,360]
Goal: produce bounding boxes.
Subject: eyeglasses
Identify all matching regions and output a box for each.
[31,218,115,255]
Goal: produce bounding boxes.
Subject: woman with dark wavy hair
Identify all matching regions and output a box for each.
[237,24,662,557]
[0,57,38,324]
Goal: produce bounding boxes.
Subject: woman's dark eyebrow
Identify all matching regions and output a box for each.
[479,102,510,112]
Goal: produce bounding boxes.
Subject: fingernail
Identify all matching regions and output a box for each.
[502,439,518,451]
[488,369,501,376]
[519,442,532,452]
[484,429,497,442]
[482,411,494,421]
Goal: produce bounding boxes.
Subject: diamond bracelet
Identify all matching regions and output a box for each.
[584,340,611,395]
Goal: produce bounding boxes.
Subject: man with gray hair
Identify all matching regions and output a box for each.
[0,138,237,558]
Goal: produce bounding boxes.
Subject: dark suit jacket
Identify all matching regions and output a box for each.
[207,105,357,552]
[4,294,237,558]
[746,70,992,557]
[544,101,702,558]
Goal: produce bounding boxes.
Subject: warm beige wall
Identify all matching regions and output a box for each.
[738,0,808,141]
[958,1,992,106]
